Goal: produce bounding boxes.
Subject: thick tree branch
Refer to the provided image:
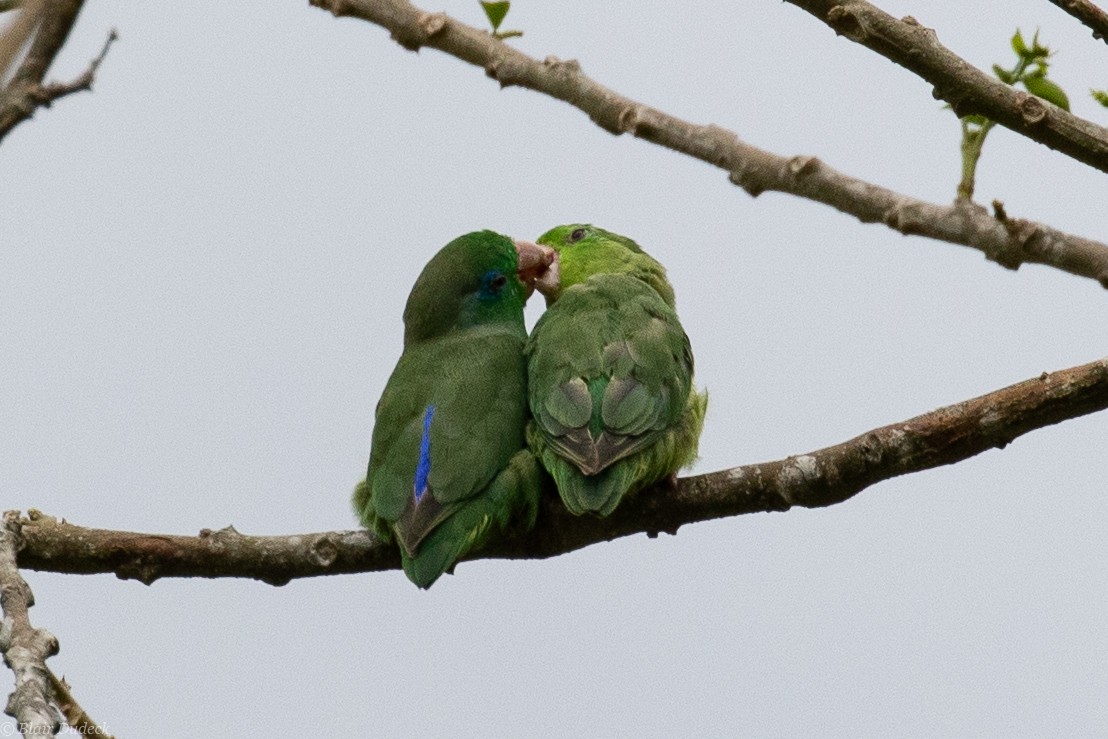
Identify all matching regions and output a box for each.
[0,0,116,145]
[307,0,1108,289]
[1046,0,1108,44]
[15,355,1108,585]
[1,513,61,737]
[786,0,1108,172]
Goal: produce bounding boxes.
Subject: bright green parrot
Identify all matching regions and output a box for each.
[525,224,707,517]
[354,230,552,588]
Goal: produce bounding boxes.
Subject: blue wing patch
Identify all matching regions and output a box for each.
[413,404,435,503]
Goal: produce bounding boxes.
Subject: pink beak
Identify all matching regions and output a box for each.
[514,239,556,298]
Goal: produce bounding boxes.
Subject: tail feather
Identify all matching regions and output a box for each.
[549,455,635,517]
[400,450,542,589]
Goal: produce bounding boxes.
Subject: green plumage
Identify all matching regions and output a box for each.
[526,224,707,516]
[354,231,543,588]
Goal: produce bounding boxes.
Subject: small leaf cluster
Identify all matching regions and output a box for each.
[990,29,1070,111]
[480,1,522,40]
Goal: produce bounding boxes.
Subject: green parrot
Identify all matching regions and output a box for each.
[525,224,707,517]
[354,230,552,588]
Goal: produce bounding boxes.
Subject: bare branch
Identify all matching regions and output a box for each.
[785,0,1108,172]
[1046,0,1108,44]
[1,512,61,737]
[307,0,1108,289]
[0,1,117,145]
[16,356,1108,585]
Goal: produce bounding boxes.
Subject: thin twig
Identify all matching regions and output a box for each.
[47,672,115,739]
[15,355,1108,584]
[0,2,119,145]
[1045,0,1108,43]
[784,0,1108,172]
[307,0,1108,289]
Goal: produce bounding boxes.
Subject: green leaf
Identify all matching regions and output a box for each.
[480,1,510,32]
[992,64,1015,84]
[962,114,991,127]
[1011,29,1028,57]
[1023,76,1070,111]
[1030,29,1050,58]
[1091,89,1108,108]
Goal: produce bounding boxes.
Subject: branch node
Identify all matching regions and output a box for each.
[616,106,658,137]
[728,168,763,198]
[310,535,339,567]
[312,0,351,18]
[787,154,820,177]
[826,5,864,40]
[418,11,447,38]
[389,13,446,52]
[542,55,581,75]
[992,199,1008,222]
[883,199,925,234]
[1017,92,1047,125]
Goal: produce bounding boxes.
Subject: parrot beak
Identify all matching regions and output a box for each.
[514,239,557,299]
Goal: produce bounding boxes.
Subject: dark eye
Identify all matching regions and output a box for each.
[568,228,587,243]
[489,273,508,291]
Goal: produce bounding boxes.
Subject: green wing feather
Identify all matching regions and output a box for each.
[358,329,538,587]
[527,273,706,516]
[400,450,541,587]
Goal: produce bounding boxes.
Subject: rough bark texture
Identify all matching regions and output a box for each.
[307,0,1108,289]
[786,0,1108,172]
[15,356,1108,585]
[1046,0,1108,43]
[1,513,61,738]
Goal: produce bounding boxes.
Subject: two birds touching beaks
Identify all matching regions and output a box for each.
[353,225,708,588]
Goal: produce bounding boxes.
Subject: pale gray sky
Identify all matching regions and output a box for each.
[4,0,1107,736]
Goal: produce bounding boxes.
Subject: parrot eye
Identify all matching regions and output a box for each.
[480,270,508,298]
[568,228,587,243]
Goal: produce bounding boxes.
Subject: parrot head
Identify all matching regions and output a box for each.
[402,230,545,346]
[530,224,675,307]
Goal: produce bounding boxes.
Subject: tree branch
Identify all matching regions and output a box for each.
[15,355,1108,585]
[785,0,1108,172]
[306,0,1108,289]
[1046,0,1108,44]
[1,513,61,738]
[0,0,116,145]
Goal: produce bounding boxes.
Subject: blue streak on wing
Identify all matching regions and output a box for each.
[413,404,435,503]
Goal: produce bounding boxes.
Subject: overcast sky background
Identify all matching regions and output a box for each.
[4,0,1107,736]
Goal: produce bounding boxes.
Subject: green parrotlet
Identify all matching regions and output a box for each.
[525,224,707,516]
[354,230,552,588]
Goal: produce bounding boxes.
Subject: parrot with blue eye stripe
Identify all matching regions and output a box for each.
[353,230,552,588]
[525,224,707,517]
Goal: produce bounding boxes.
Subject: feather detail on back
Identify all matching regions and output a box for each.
[527,225,707,517]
